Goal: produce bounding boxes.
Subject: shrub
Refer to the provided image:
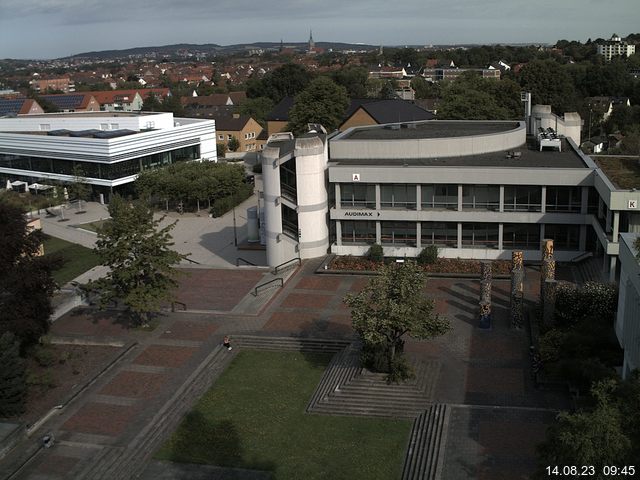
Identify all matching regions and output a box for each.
[209,184,253,218]
[26,371,56,389]
[0,333,27,417]
[417,245,439,265]
[367,244,384,263]
[32,345,57,367]
[387,354,415,384]
[360,342,389,372]
[555,282,618,327]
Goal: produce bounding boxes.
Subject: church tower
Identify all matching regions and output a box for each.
[308,30,315,54]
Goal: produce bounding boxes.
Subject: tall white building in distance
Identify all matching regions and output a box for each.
[597,34,636,62]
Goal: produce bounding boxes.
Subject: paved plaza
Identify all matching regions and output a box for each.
[1,253,568,479]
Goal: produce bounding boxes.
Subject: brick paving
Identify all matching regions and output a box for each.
[62,403,140,437]
[99,371,169,399]
[6,260,570,480]
[133,345,198,368]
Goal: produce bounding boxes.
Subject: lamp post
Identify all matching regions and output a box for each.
[232,205,238,247]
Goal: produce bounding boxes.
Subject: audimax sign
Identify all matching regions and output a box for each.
[344,211,381,217]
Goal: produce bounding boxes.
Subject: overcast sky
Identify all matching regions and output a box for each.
[0,0,638,59]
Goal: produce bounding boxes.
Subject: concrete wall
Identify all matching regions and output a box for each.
[531,105,582,146]
[615,233,640,378]
[0,111,175,131]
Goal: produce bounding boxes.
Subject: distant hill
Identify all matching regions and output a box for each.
[65,41,380,60]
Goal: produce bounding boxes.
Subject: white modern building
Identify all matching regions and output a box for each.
[615,233,640,379]
[597,34,636,62]
[261,107,640,280]
[0,111,216,200]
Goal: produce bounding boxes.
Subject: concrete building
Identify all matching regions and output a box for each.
[0,111,216,200]
[597,34,636,62]
[261,108,640,279]
[615,233,640,379]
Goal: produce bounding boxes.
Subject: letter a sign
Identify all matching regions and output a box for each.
[352,173,360,182]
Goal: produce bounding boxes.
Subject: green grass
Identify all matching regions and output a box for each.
[75,220,107,232]
[156,351,411,480]
[43,235,101,285]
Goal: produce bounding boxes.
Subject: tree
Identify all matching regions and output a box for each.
[287,77,349,134]
[0,201,59,347]
[227,136,240,152]
[536,380,632,478]
[344,262,451,380]
[142,92,162,112]
[331,66,369,98]
[87,196,184,326]
[0,332,26,417]
[216,142,227,158]
[238,96,274,128]
[246,64,313,103]
[378,80,397,100]
[70,165,91,212]
[517,60,578,112]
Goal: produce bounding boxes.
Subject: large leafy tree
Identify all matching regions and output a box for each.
[87,196,183,325]
[517,60,579,113]
[287,77,349,134]
[536,380,633,478]
[0,201,59,347]
[344,262,450,377]
[331,66,369,98]
[246,64,313,103]
[238,96,274,128]
[0,332,27,417]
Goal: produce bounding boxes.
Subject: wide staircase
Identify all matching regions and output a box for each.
[401,404,450,480]
[233,335,351,354]
[572,256,605,284]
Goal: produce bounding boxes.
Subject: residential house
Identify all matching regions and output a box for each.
[214,114,264,153]
[31,77,75,93]
[597,34,636,62]
[0,98,44,117]
[39,93,100,112]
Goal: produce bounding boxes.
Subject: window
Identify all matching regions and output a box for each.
[110,123,119,130]
[504,186,542,212]
[462,223,499,249]
[546,186,581,213]
[422,184,457,210]
[381,221,416,246]
[502,224,540,249]
[341,221,376,244]
[340,183,376,209]
[545,224,580,250]
[421,222,457,247]
[218,134,223,140]
[39,124,51,131]
[279,160,297,201]
[227,134,232,140]
[380,184,416,209]
[100,123,108,130]
[282,204,298,240]
[462,186,499,210]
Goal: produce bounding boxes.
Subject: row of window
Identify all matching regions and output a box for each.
[339,184,591,213]
[340,221,580,250]
[0,145,200,181]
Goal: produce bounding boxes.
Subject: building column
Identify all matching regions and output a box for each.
[606,208,612,233]
[457,222,463,249]
[499,186,505,213]
[540,186,547,213]
[376,221,381,244]
[457,185,463,211]
[336,220,342,246]
[335,183,341,209]
[540,224,545,243]
[416,222,421,249]
[609,255,617,283]
[416,185,421,211]
[613,211,620,242]
[375,184,381,210]
[498,223,504,250]
[580,186,589,214]
[579,224,587,251]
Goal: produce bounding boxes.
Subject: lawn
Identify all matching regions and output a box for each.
[156,351,411,480]
[43,235,101,285]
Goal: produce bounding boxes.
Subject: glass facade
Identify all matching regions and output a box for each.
[279,160,297,202]
[380,184,416,209]
[282,204,298,240]
[546,186,582,213]
[421,184,457,210]
[545,224,580,250]
[381,221,416,246]
[340,183,376,209]
[421,222,457,247]
[462,185,500,211]
[462,223,499,248]
[341,220,376,244]
[503,223,540,249]
[504,186,542,212]
[0,145,200,181]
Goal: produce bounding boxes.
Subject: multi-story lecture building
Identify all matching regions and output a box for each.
[0,111,216,200]
[261,107,640,282]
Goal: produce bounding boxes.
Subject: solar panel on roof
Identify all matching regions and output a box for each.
[0,99,25,116]
[41,95,84,109]
[92,129,137,139]
[47,129,72,136]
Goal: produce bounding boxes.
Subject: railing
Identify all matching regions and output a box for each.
[236,257,257,266]
[171,301,187,312]
[273,257,301,275]
[182,256,201,265]
[570,251,593,263]
[254,278,283,296]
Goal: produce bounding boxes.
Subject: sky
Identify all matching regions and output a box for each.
[0,0,639,59]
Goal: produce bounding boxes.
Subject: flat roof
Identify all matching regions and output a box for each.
[594,157,640,189]
[341,121,520,140]
[330,137,588,169]
[9,111,162,119]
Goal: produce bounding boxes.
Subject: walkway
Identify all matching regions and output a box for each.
[2,259,566,480]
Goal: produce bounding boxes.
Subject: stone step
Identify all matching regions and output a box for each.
[306,348,359,411]
[233,335,350,353]
[330,387,431,402]
[316,396,430,413]
[401,404,449,480]
[311,404,421,419]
